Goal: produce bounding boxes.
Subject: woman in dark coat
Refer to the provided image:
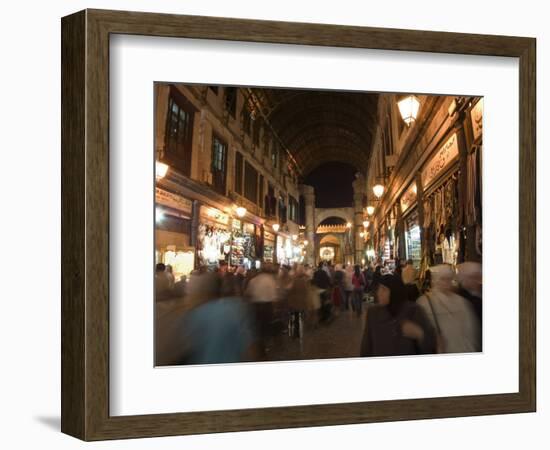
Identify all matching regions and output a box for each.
[361,274,436,357]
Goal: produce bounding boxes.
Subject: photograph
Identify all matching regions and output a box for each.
[56,6,536,441]
[153,83,484,366]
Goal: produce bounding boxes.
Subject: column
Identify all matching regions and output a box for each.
[299,185,316,266]
[352,175,365,265]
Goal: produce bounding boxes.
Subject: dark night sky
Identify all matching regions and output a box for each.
[304,162,357,210]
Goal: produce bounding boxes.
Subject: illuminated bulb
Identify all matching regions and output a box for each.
[359,232,365,238]
[373,184,385,199]
[155,208,165,223]
[236,206,247,218]
[156,161,169,179]
[346,222,352,228]
[366,206,375,216]
[272,223,280,232]
[397,94,421,126]
[292,234,298,241]
[363,220,370,228]
[303,240,308,246]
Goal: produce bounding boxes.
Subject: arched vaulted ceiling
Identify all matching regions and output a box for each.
[250,88,379,177]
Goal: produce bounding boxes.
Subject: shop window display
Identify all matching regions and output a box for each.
[197,224,231,267]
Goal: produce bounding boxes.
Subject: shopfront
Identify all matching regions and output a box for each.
[276,235,290,266]
[263,230,276,263]
[155,187,195,280]
[197,205,232,268]
[421,132,460,266]
[275,234,302,266]
[400,182,421,268]
[230,219,260,270]
[320,246,335,262]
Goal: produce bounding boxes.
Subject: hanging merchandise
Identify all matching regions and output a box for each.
[466,145,483,227]
[440,233,458,265]
[404,210,421,268]
[423,196,432,229]
[162,248,195,279]
[230,222,258,268]
[263,230,275,263]
[197,224,231,267]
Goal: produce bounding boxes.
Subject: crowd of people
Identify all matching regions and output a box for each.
[154,257,482,366]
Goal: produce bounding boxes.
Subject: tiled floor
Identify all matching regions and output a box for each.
[265,306,367,363]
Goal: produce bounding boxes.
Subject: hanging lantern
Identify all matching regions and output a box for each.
[156,161,169,179]
[397,94,421,126]
[366,205,375,216]
[373,184,385,199]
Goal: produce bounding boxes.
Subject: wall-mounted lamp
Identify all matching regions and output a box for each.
[397,94,421,126]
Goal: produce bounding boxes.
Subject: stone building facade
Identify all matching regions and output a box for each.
[364,93,483,276]
[154,83,304,279]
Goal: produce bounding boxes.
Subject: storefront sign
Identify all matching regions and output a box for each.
[200,206,230,226]
[155,188,193,215]
[470,98,483,142]
[243,222,255,234]
[400,182,417,213]
[422,133,459,189]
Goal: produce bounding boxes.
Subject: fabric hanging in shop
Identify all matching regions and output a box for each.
[466,147,477,226]
[443,175,458,241]
[475,145,483,225]
[423,196,432,229]
[433,188,445,234]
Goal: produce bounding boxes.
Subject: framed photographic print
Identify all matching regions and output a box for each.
[61,9,536,441]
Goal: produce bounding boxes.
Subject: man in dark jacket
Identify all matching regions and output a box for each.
[313,262,332,323]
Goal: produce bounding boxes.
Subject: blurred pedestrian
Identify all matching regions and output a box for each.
[156,271,254,365]
[234,265,246,296]
[155,263,171,301]
[245,265,279,358]
[402,259,420,302]
[343,264,354,310]
[165,264,175,290]
[456,261,482,321]
[287,265,310,338]
[332,264,345,311]
[417,264,481,353]
[360,274,437,357]
[351,265,366,316]
[372,265,382,290]
[313,262,332,323]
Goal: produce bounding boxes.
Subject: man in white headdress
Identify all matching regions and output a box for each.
[417,264,481,353]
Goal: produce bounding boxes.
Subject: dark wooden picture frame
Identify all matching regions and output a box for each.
[61,9,536,441]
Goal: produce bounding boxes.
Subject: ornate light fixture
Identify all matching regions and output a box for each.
[362,220,370,228]
[397,94,421,126]
[272,223,280,232]
[373,184,385,199]
[292,234,298,241]
[155,207,165,223]
[359,232,365,238]
[366,205,375,216]
[156,161,169,179]
[346,222,352,229]
[235,206,247,218]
